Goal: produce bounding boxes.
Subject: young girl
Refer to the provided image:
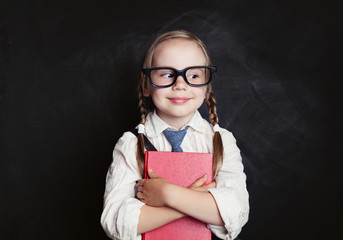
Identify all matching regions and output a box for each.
[101,30,249,240]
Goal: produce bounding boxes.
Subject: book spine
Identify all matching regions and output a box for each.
[144,151,149,179]
[142,152,148,240]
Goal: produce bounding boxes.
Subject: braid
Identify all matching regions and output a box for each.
[136,85,148,177]
[206,90,223,178]
[138,88,148,125]
[207,91,219,125]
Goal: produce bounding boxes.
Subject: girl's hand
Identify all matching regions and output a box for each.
[188,174,216,192]
[136,169,171,207]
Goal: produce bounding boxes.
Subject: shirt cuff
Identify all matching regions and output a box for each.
[208,188,248,239]
[116,198,145,240]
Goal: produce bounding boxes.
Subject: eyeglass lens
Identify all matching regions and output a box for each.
[150,67,210,87]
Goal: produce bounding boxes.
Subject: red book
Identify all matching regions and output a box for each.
[143,151,213,240]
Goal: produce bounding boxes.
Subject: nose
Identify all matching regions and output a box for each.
[172,75,187,90]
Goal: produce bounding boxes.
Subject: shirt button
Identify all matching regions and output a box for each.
[241,212,246,217]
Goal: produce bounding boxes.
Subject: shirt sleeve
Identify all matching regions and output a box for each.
[208,129,249,240]
[101,132,144,240]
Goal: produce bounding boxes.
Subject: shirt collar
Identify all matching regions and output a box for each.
[145,110,207,138]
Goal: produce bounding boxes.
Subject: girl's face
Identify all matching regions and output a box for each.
[144,39,208,129]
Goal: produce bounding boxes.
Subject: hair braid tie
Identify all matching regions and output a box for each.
[138,124,145,134]
[213,124,220,132]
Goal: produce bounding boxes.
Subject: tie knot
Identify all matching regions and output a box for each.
[163,126,189,152]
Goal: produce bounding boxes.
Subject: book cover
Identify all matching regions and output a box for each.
[143,151,213,240]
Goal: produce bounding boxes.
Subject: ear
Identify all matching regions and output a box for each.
[141,74,151,97]
[143,83,151,97]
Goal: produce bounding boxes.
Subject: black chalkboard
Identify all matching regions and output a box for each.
[1,0,341,239]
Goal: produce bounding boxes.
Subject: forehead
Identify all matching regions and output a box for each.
[152,38,207,68]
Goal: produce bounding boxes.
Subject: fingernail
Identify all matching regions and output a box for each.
[203,174,207,178]
[148,168,153,172]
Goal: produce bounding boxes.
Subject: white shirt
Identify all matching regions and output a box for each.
[101,111,249,240]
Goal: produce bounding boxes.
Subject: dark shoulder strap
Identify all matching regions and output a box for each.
[130,128,157,151]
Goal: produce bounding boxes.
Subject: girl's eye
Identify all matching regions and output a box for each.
[188,74,199,79]
[161,73,174,78]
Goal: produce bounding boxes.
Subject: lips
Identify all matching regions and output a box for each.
[168,97,191,104]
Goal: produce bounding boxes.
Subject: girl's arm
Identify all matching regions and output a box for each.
[137,205,185,234]
[137,170,224,227]
[165,182,224,226]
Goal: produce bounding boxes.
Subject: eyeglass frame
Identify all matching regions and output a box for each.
[142,66,217,88]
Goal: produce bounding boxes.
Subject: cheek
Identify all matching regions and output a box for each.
[149,88,166,102]
[192,88,207,108]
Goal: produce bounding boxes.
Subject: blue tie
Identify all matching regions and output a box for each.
[163,126,189,152]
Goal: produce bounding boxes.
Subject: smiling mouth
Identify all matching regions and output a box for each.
[168,97,191,104]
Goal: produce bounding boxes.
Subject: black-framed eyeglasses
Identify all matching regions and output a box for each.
[142,66,217,88]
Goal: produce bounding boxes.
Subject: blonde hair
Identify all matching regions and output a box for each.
[136,30,223,178]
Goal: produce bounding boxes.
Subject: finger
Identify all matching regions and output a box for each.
[137,185,144,192]
[191,181,216,192]
[137,179,146,186]
[194,183,215,192]
[204,182,216,189]
[147,169,159,179]
[136,191,143,199]
[189,174,208,188]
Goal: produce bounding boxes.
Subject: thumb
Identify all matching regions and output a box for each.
[190,174,208,188]
[147,169,159,179]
